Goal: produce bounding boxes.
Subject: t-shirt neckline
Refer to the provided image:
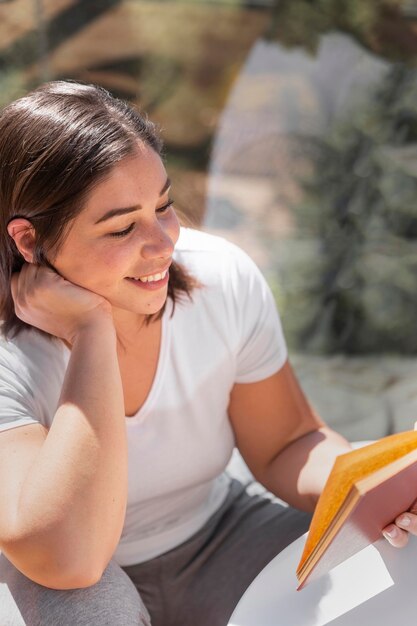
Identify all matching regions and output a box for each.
[60,302,172,424]
[125,303,171,422]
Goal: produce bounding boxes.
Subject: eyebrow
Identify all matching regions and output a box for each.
[94,177,171,224]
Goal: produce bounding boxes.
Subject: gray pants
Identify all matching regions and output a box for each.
[0,479,311,626]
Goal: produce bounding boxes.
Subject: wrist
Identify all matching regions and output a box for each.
[69,309,116,347]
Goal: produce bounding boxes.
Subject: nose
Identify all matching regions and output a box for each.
[140,219,176,261]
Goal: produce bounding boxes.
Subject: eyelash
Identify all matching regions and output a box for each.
[109,200,175,238]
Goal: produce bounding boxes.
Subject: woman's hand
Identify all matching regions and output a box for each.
[10,262,113,344]
[382,500,417,547]
[382,420,417,547]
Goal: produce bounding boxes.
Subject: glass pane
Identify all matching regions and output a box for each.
[2,0,417,438]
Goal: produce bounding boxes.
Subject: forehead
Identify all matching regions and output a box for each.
[78,146,167,224]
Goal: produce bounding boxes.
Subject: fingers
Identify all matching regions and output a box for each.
[382,523,409,548]
[10,266,26,320]
[10,263,38,319]
[10,272,18,303]
[382,510,417,548]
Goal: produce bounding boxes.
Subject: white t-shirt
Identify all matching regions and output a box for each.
[0,228,287,565]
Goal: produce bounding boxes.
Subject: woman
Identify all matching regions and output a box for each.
[0,81,413,626]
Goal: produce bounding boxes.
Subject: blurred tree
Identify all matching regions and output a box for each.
[265,0,417,62]
[285,63,417,354]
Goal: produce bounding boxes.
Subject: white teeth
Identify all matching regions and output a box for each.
[130,269,167,283]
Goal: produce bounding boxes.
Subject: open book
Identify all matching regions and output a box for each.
[296,430,417,590]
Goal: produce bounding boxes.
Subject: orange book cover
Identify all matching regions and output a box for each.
[296,430,417,590]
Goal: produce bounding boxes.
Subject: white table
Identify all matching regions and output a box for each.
[228,531,417,626]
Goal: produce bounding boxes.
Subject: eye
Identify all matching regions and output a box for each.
[108,199,174,238]
[157,199,174,214]
[109,223,135,238]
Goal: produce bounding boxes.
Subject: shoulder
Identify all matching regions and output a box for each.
[0,325,66,371]
[173,227,261,287]
[172,228,279,338]
[173,232,287,383]
[174,227,250,260]
[0,326,68,412]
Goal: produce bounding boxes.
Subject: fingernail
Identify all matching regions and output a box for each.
[398,515,411,527]
[383,526,397,538]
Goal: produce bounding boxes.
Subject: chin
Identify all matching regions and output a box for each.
[129,295,168,316]
[145,299,168,315]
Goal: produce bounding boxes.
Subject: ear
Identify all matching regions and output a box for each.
[7,218,36,264]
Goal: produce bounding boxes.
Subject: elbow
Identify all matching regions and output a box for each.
[1,535,105,590]
[41,561,105,590]
[16,562,102,591]
[16,559,104,591]
[48,567,104,590]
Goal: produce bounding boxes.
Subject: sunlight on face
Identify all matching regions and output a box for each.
[51,144,180,327]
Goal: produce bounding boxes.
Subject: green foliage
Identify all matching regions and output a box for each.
[285,64,417,354]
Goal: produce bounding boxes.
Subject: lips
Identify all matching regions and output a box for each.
[128,269,168,283]
[126,261,172,281]
[125,270,170,291]
[125,261,172,284]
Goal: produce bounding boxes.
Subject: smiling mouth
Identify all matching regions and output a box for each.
[127,268,169,284]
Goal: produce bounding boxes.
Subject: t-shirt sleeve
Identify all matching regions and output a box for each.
[0,342,40,433]
[229,244,288,383]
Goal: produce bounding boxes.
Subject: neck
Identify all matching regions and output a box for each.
[61,308,155,352]
[113,308,160,352]
[112,305,148,332]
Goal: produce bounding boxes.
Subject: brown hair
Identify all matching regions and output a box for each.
[0,80,198,342]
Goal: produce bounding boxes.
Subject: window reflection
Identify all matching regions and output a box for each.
[2,0,417,438]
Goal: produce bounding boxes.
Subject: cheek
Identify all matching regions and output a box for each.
[63,247,122,289]
[97,246,132,281]
[167,211,181,244]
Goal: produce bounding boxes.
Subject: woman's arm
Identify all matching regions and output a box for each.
[229,359,417,549]
[228,359,352,512]
[3,313,128,589]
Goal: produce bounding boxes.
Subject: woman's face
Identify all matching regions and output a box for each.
[51,145,180,326]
